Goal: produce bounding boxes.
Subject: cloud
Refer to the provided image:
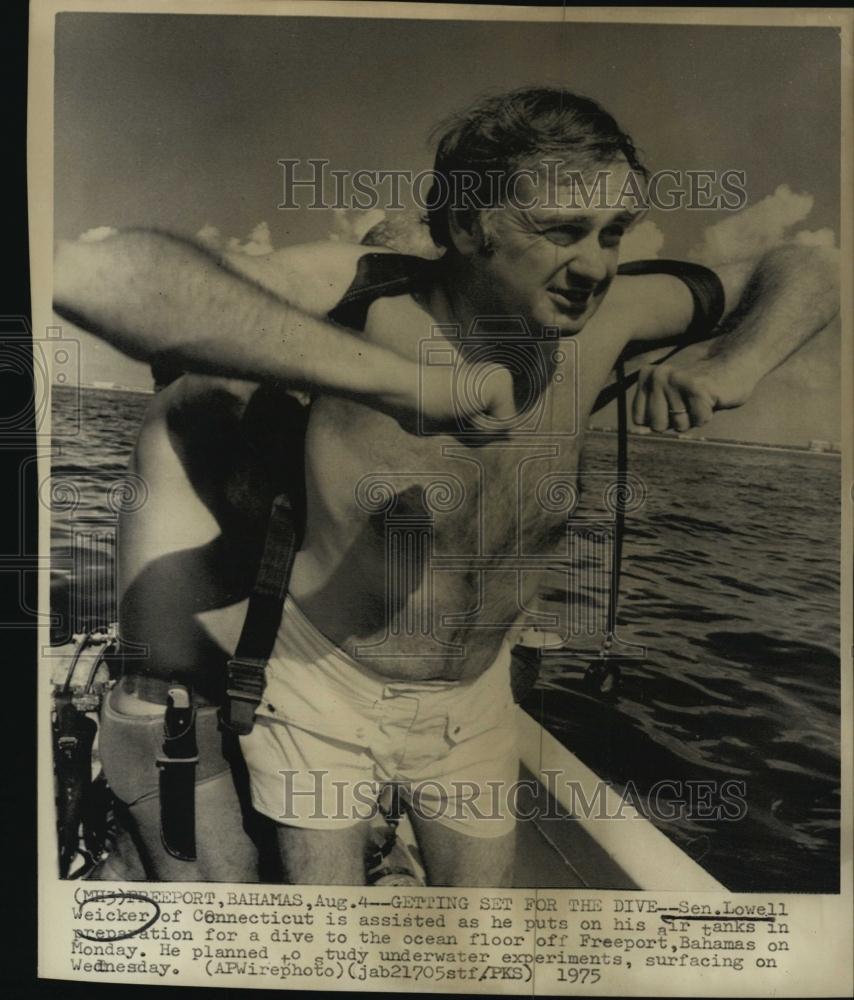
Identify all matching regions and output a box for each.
[793,227,837,248]
[78,226,119,243]
[687,184,815,265]
[226,221,274,256]
[195,224,222,249]
[195,221,274,255]
[328,208,387,245]
[619,220,665,262]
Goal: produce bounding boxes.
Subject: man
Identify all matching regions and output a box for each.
[54,87,838,886]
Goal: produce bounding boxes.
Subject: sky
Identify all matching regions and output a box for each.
[52,11,842,445]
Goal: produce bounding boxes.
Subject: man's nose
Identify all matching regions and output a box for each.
[566,235,609,284]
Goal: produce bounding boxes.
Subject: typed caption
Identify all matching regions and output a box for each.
[40,884,842,995]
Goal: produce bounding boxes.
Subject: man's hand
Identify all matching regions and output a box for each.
[625,243,838,434]
[634,243,839,434]
[632,340,759,433]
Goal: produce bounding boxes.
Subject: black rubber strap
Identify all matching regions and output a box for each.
[327,253,431,331]
[224,254,424,736]
[606,358,629,642]
[224,493,301,735]
[596,261,724,657]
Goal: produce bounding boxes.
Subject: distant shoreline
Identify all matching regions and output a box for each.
[587,427,842,456]
[56,384,840,455]
[57,382,154,396]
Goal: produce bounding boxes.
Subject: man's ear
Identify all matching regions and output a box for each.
[446,209,485,256]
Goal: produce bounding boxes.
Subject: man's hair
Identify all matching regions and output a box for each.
[425,86,647,249]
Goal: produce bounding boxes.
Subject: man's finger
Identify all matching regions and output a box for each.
[631,381,649,425]
[646,368,673,431]
[631,365,653,425]
[663,382,691,432]
[668,369,716,427]
[686,392,714,427]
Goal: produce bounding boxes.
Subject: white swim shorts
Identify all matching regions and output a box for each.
[239,596,519,837]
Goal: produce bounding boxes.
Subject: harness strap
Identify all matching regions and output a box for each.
[327,252,432,331]
[605,259,725,635]
[224,254,426,736]
[224,493,301,735]
[585,260,724,694]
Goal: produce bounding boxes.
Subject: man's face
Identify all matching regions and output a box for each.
[468,158,644,336]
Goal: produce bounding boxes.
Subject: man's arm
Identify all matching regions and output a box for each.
[615,244,839,431]
[53,228,516,430]
[54,229,414,398]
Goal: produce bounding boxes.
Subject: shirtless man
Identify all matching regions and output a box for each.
[54,88,838,886]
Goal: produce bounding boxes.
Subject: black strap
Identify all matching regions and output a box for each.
[617,257,726,340]
[588,261,724,687]
[224,254,425,736]
[593,258,726,414]
[327,253,431,331]
[224,493,301,735]
[582,361,631,696]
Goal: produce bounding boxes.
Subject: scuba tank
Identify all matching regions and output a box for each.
[51,627,117,878]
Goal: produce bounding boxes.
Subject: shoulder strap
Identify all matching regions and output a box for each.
[327,252,433,331]
[224,252,428,733]
[224,493,302,734]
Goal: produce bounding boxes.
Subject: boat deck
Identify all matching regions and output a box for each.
[513,767,637,889]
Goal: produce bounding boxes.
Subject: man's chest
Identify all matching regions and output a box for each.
[305,398,584,564]
[304,295,589,558]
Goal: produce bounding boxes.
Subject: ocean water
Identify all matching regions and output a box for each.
[50,385,841,892]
